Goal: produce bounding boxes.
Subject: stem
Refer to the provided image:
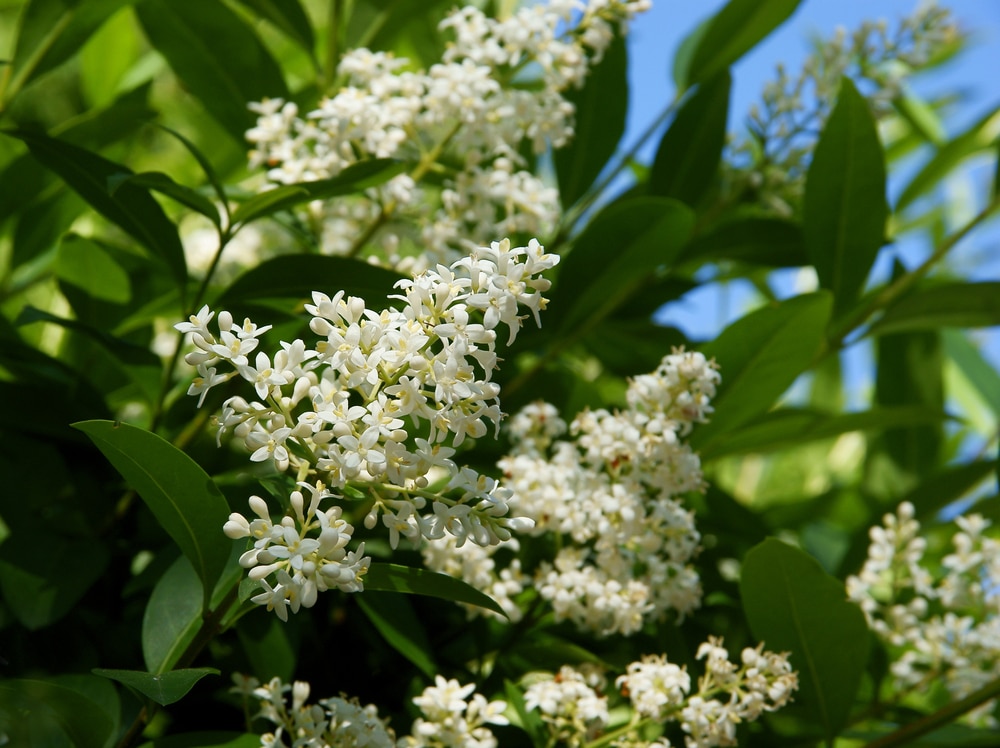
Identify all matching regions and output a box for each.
[863,675,1000,748]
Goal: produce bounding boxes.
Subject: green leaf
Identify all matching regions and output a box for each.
[741,538,869,742]
[73,420,231,608]
[229,159,408,227]
[551,197,694,334]
[357,593,437,679]
[943,329,1000,416]
[110,171,222,226]
[0,676,120,748]
[892,87,946,146]
[554,32,627,208]
[364,562,506,617]
[896,104,1000,213]
[692,292,833,452]
[237,607,298,682]
[233,0,315,53]
[900,459,997,520]
[701,405,950,460]
[869,282,1000,335]
[649,71,731,206]
[142,556,201,674]
[216,255,405,308]
[4,129,187,295]
[803,77,888,316]
[8,0,135,96]
[154,124,231,212]
[137,733,262,748]
[682,0,802,87]
[16,305,160,367]
[55,233,131,304]
[583,318,686,377]
[93,668,219,707]
[680,216,808,267]
[135,0,288,143]
[79,5,139,108]
[504,679,546,748]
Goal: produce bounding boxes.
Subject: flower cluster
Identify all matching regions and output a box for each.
[177,239,559,618]
[846,502,1000,726]
[423,349,720,636]
[724,3,961,216]
[246,0,650,271]
[523,639,797,748]
[241,674,507,748]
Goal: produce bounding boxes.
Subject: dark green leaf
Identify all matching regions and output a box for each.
[137,733,261,748]
[357,593,437,678]
[135,0,288,142]
[692,292,833,452]
[683,0,802,87]
[233,0,315,53]
[55,233,131,303]
[237,607,299,682]
[680,216,808,267]
[365,562,506,617]
[869,282,1000,335]
[554,33,627,208]
[701,406,950,460]
[93,667,219,706]
[582,319,687,377]
[803,77,888,315]
[551,197,694,334]
[111,171,222,226]
[216,255,405,308]
[901,459,997,520]
[741,538,869,742]
[4,129,187,294]
[155,124,231,212]
[8,0,135,95]
[73,420,232,607]
[229,159,407,227]
[0,676,119,748]
[142,556,202,674]
[649,71,731,206]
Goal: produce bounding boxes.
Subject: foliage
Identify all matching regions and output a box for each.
[0,0,997,746]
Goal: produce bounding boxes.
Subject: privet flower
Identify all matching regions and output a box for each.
[847,502,1000,726]
[423,349,720,636]
[177,239,559,619]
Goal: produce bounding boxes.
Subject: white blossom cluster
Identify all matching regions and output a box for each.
[245,0,650,271]
[846,502,1000,726]
[423,349,720,636]
[523,639,797,748]
[240,674,507,748]
[177,239,559,618]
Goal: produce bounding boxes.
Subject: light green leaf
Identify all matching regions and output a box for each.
[682,0,802,87]
[79,5,139,108]
[803,77,888,315]
[357,593,437,679]
[233,0,315,53]
[73,420,231,608]
[741,538,869,742]
[869,282,1000,335]
[650,71,731,206]
[554,32,627,208]
[93,667,219,707]
[943,329,1000,416]
[55,233,131,303]
[892,87,946,146]
[692,292,833,452]
[365,563,506,617]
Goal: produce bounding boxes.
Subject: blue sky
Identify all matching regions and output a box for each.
[623,1,1000,380]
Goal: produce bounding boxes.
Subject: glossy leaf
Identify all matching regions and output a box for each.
[233,0,315,52]
[680,216,808,267]
[110,171,222,226]
[554,33,627,208]
[649,71,731,206]
[701,405,950,460]
[692,292,833,452]
[216,255,405,308]
[229,159,407,228]
[5,129,187,294]
[551,197,694,334]
[8,0,135,95]
[365,563,506,617]
[94,667,219,706]
[869,282,1000,335]
[682,0,802,87]
[742,538,869,742]
[357,593,438,679]
[136,734,261,748]
[55,233,131,304]
[135,0,288,142]
[803,77,888,315]
[0,676,120,748]
[73,420,231,608]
